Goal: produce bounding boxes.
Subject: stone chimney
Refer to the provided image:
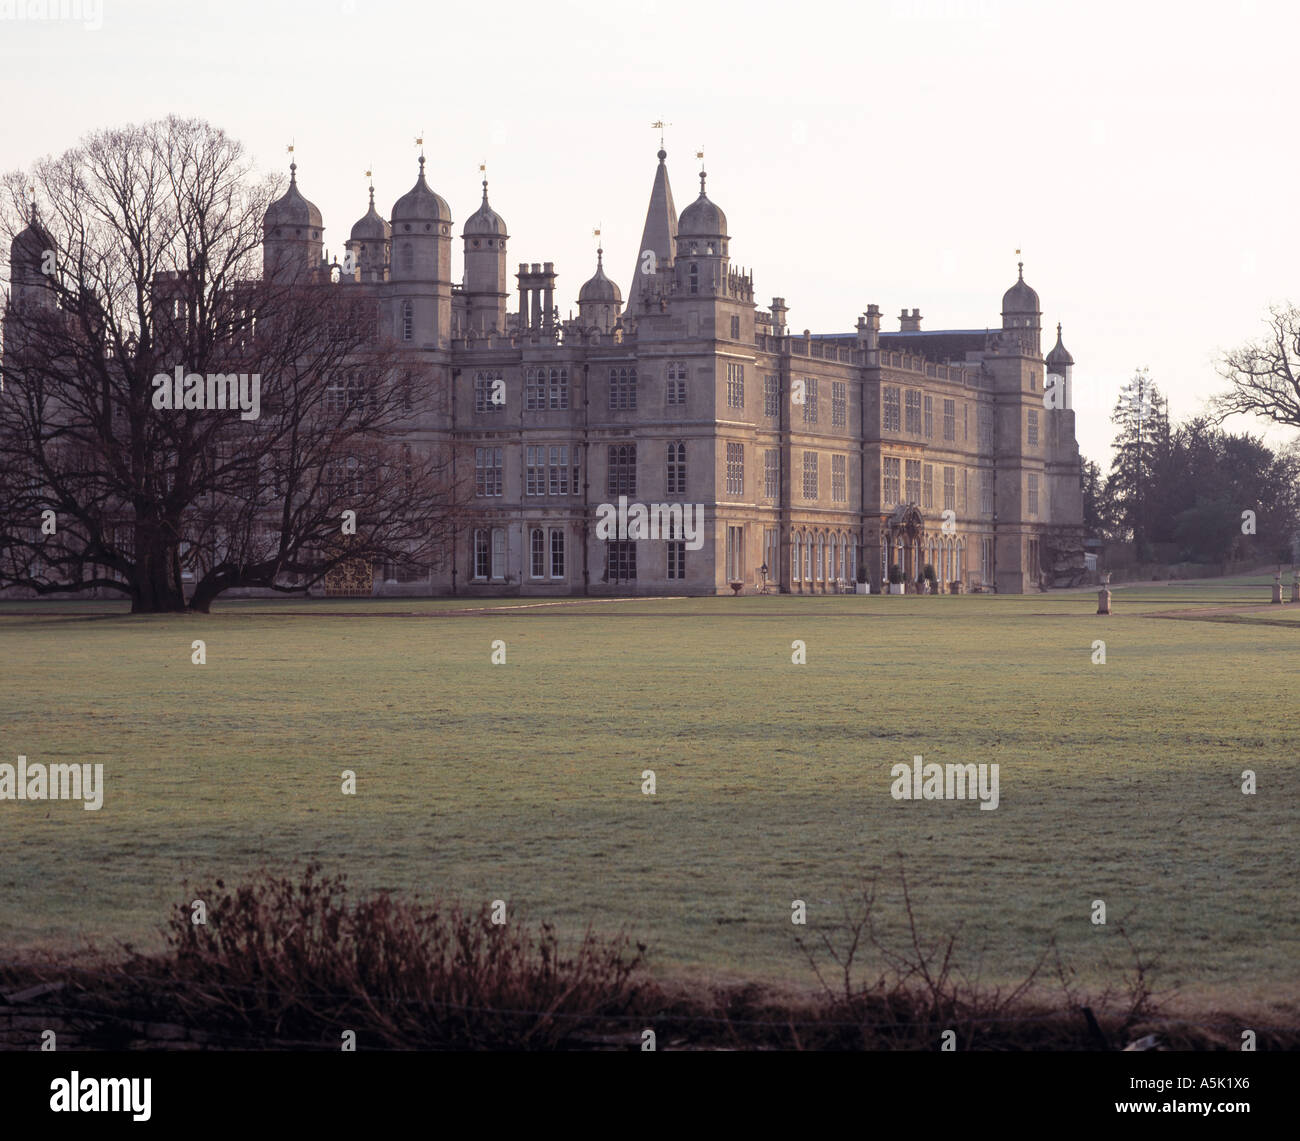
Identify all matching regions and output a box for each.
[770,297,788,336]
[857,304,882,350]
[899,307,923,332]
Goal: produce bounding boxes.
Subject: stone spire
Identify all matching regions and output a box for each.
[625,147,678,313]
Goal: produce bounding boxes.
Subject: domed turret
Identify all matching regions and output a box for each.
[1045,322,1074,369]
[265,162,323,232]
[577,247,621,333]
[391,156,452,226]
[344,184,391,282]
[677,170,728,241]
[388,155,454,346]
[462,177,508,334]
[1000,261,1041,355]
[263,161,324,283]
[464,181,507,237]
[8,201,57,310]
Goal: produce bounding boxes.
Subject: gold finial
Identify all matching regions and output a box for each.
[652,119,671,148]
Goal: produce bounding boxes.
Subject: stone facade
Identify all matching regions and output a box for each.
[6,149,1086,599]
[295,147,1082,596]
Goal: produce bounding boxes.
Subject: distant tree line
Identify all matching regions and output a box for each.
[1081,311,1300,566]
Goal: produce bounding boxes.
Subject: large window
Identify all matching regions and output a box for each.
[923,464,934,509]
[1027,409,1039,447]
[667,537,686,580]
[905,389,921,434]
[982,537,994,587]
[726,442,744,496]
[943,466,955,511]
[492,528,506,579]
[525,445,572,495]
[832,454,847,503]
[550,529,565,579]
[727,362,745,409]
[473,527,506,580]
[1028,473,1039,517]
[530,528,546,578]
[667,362,687,406]
[979,405,993,450]
[883,387,901,431]
[475,371,503,413]
[943,399,956,442]
[606,540,636,582]
[609,367,637,410]
[832,381,847,428]
[802,451,819,500]
[401,300,413,342]
[475,447,503,497]
[667,442,686,495]
[764,375,779,418]
[792,533,802,583]
[607,444,636,497]
[924,395,933,439]
[726,526,744,582]
[525,367,569,410]
[883,457,901,506]
[980,468,993,515]
[802,378,819,424]
[905,459,921,505]
[764,449,779,500]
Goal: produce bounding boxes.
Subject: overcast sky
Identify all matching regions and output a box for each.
[3,0,1296,464]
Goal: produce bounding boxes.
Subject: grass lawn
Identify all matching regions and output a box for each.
[1,575,1296,1017]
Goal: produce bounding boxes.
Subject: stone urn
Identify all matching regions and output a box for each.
[729,580,743,596]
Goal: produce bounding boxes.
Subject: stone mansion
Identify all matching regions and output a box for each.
[8,146,1085,598]
[263,146,1085,595]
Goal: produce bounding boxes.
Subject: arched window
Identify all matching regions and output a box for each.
[491,528,506,580]
[401,300,413,341]
[816,533,825,581]
[804,531,814,582]
[473,529,489,579]
[400,242,413,272]
[688,263,699,294]
[666,442,686,495]
[609,367,637,410]
[955,540,964,583]
[550,529,565,579]
[792,534,802,583]
[530,527,545,578]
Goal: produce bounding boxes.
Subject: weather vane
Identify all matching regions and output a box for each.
[415,132,424,156]
[652,120,671,147]
[697,148,705,171]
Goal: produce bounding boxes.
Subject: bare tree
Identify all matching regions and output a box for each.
[1215,303,1300,430]
[1,116,465,612]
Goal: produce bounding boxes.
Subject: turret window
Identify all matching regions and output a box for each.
[689,264,699,294]
[401,300,413,341]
